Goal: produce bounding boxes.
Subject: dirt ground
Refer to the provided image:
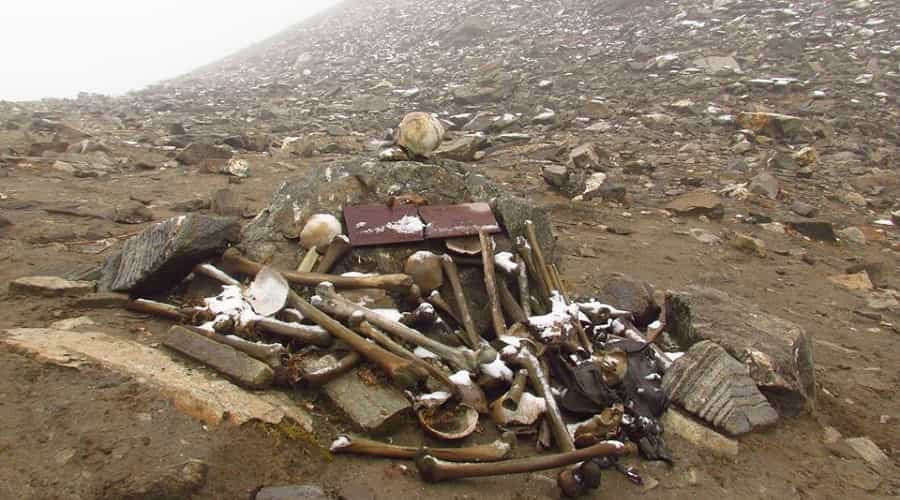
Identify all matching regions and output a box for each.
[0,157,896,499]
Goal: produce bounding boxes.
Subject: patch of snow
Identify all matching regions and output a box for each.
[494,252,518,273]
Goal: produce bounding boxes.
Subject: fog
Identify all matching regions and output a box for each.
[1,0,340,102]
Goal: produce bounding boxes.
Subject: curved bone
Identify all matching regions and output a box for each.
[313,282,484,373]
[194,263,240,286]
[330,432,516,462]
[223,248,414,293]
[490,370,545,426]
[416,440,637,482]
[301,351,361,386]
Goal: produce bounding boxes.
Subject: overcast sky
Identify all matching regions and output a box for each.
[1,0,340,102]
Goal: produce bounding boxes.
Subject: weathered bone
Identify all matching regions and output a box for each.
[515,238,550,312]
[314,235,351,274]
[193,263,240,286]
[416,440,636,482]
[248,316,333,347]
[313,282,493,372]
[126,298,193,322]
[490,369,545,426]
[297,247,319,272]
[426,290,461,325]
[515,254,532,317]
[301,351,361,386]
[509,342,575,452]
[285,290,421,388]
[400,302,438,327]
[524,220,556,297]
[497,278,527,325]
[223,248,413,293]
[331,432,516,462]
[479,230,507,337]
[183,325,285,368]
[440,254,481,349]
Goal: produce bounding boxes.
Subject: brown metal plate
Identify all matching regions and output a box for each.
[419,202,501,240]
[344,204,425,247]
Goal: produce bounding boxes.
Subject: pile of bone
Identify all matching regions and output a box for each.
[132,214,674,498]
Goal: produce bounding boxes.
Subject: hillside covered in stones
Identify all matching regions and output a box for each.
[0,0,898,498]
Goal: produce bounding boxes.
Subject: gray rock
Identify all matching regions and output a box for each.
[176,142,232,165]
[256,485,328,500]
[663,341,779,435]
[224,134,271,152]
[239,161,556,269]
[569,143,607,171]
[665,286,816,414]
[461,112,496,132]
[75,292,131,309]
[211,188,244,217]
[582,100,613,119]
[787,221,836,243]
[9,276,96,298]
[790,201,818,217]
[0,213,11,228]
[748,172,779,199]
[837,226,867,245]
[99,214,241,294]
[665,190,725,219]
[846,262,888,288]
[102,459,208,500]
[661,408,738,457]
[601,273,659,327]
[453,85,510,105]
[162,326,274,389]
[323,368,411,434]
[736,112,813,143]
[542,164,569,188]
[434,135,487,162]
[692,55,742,74]
[844,437,890,471]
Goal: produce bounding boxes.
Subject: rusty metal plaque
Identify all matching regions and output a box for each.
[344,204,425,247]
[419,202,501,240]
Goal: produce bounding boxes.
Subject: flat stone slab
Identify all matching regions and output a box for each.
[323,368,411,434]
[663,341,779,435]
[162,326,274,389]
[98,214,240,295]
[9,276,96,297]
[1,328,310,429]
[662,408,738,457]
[665,285,815,414]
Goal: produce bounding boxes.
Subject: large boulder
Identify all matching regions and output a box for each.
[663,341,779,435]
[239,161,557,271]
[99,215,241,295]
[664,286,815,414]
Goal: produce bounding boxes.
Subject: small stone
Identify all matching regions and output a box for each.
[176,142,232,166]
[665,190,724,219]
[689,228,721,245]
[533,109,557,124]
[662,408,739,457]
[162,326,274,389]
[823,426,843,444]
[748,172,779,199]
[255,485,328,500]
[730,233,767,257]
[569,143,607,171]
[787,221,836,243]
[582,99,613,119]
[735,112,812,143]
[50,316,96,331]
[844,437,889,471]
[828,272,874,291]
[211,189,245,218]
[600,273,659,327]
[790,201,818,218]
[434,135,487,162]
[542,164,569,188]
[842,192,867,207]
[793,147,817,166]
[837,227,867,245]
[323,368,411,434]
[222,158,250,177]
[75,292,131,309]
[9,276,96,297]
